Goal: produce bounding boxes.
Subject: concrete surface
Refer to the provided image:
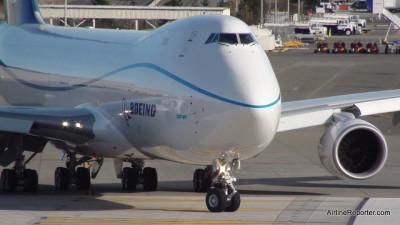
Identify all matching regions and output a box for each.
[1,26,400,225]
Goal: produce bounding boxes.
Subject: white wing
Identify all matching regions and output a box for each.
[278,89,400,132]
[277,89,400,181]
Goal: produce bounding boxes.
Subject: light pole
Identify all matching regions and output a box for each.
[260,0,263,27]
[298,0,300,22]
[287,0,289,23]
[274,0,277,34]
[64,0,68,27]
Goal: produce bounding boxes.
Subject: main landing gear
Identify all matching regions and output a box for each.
[121,159,158,191]
[1,158,39,193]
[194,151,241,212]
[0,135,39,193]
[54,152,103,191]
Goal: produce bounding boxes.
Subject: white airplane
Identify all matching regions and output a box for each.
[0,0,398,213]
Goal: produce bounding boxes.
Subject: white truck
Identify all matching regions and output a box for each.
[322,13,366,28]
[310,23,328,35]
[310,17,358,35]
[292,22,326,42]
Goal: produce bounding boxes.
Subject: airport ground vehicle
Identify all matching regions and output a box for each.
[366,42,379,53]
[322,13,367,28]
[331,41,347,53]
[385,42,400,54]
[310,17,358,35]
[348,41,367,53]
[314,42,330,53]
[310,23,328,35]
[294,27,317,43]
[351,0,368,10]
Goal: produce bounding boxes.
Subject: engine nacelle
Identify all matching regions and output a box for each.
[318,117,388,180]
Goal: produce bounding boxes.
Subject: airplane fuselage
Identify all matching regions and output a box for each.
[0,15,281,165]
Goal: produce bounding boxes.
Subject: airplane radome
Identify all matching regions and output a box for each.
[0,0,398,213]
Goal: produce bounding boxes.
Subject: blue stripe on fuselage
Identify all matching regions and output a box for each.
[4,63,280,108]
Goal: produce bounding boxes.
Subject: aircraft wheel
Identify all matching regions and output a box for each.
[121,168,128,190]
[206,188,227,212]
[76,167,91,190]
[194,169,212,192]
[23,169,38,192]
[203,174,212,192]
[1,169,7,191]
[193,169,204,192]
[122,167,138,191]
[55,167,70,190]
[225,192,241,212]
[143,167,158,191]
[1,169,17,192]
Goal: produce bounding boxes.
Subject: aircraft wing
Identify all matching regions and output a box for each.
[278,89,400,132]
[0,106,95,144]
[0,106,96,167]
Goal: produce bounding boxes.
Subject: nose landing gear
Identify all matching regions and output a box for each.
[203,151,241,212]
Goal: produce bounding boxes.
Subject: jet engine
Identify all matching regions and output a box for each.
[318,116,388,180]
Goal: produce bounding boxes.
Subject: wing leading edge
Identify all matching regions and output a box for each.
[0,106,95,143]
[278,89,400,132]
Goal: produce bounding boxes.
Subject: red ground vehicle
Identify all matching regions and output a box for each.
[331,42,347,53]
[366,42,379,54]
[348,41,366,53]
[314,42,330,53]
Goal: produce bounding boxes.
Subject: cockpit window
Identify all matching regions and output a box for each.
[205,33,216,44]
[219,33,238,44]
[239,33,255,44]
[211,33,220,43]
[205,33,255,45]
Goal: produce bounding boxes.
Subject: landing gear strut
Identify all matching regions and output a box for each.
[204,151,241,212]
[54,152,98,191]
[121,159,158,191]
[0,135,39,193]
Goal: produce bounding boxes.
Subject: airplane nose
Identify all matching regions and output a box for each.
[207,46,280,108]
[194,46,281,159]
[197,46,281,159]
[217,47,281,158]
[200,98,281,161]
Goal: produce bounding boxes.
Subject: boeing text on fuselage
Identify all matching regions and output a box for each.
[130,102,157,117]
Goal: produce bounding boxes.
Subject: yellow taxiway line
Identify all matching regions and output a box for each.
[37,217,292,225]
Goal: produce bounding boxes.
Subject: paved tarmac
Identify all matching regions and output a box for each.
[1,29,400,225]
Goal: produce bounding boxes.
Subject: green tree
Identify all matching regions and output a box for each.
[237,0,263,25]
[200,0,209,6]
[163,0,183,6]
[304,0,318,13]
[91,0,109,5]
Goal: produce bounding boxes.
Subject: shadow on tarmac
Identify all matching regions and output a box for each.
[0,176,398,211]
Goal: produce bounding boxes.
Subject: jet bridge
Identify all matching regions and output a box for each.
[368,0,400,27]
